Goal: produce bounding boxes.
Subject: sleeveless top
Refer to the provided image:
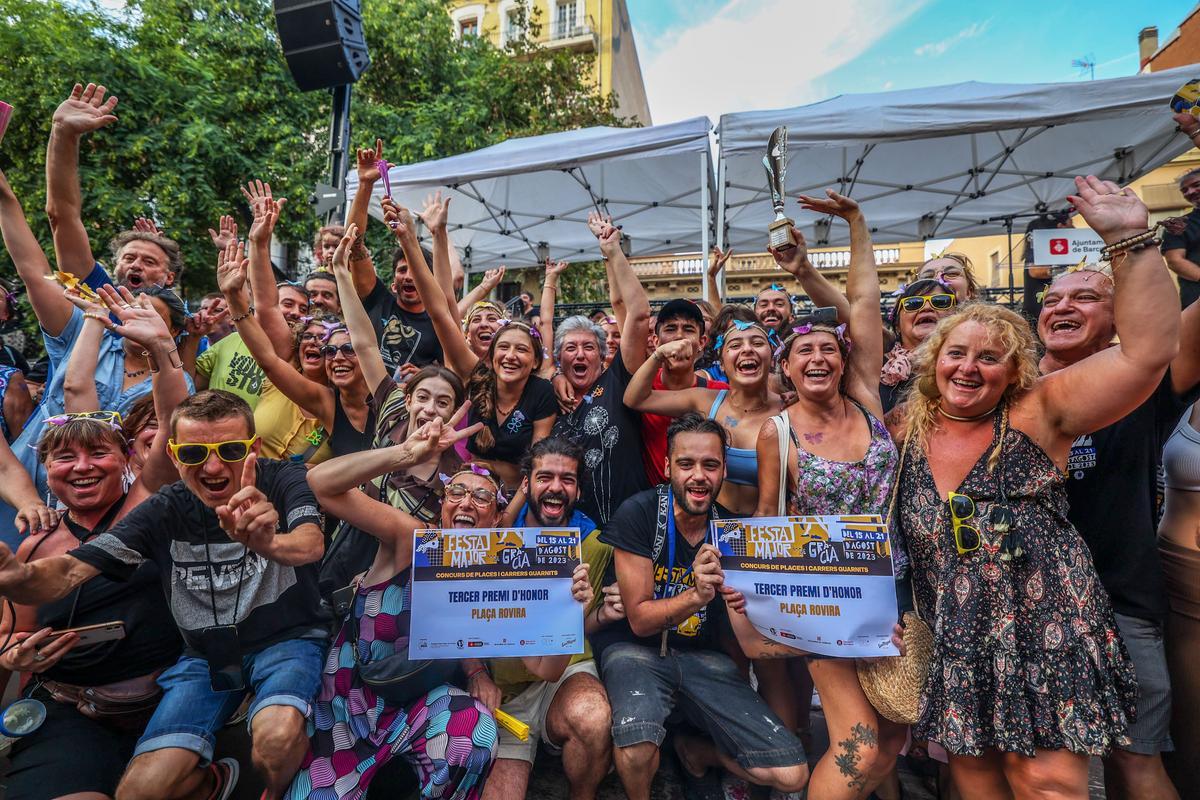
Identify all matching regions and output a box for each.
[706,390,758,486]
[0,364,17,442]
[784,398,897,517]
[35,498,181,686]
[895,412,1135,757]
[1163,415,1200,492]
[330,390,376,457]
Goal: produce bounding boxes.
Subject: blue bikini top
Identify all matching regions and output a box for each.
[707,390,758,486]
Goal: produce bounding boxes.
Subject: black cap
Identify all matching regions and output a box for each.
[656,298,705,330]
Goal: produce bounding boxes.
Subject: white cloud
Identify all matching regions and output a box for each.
[913,20,990,57]
[638,0,927,125]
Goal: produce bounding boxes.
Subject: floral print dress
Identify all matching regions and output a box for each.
[896,416,1136,757]
[284,571,497,799]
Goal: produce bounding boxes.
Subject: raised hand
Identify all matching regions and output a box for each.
[545,259,568,280]
[1175,112,1200,139]
[208,215,238,251]
[381,197,414,239]
[654,337,695,369]
[62,284,108,316]
[216,240,248,295]
[482,266,507,291]
[356,138,384,183]
[52,82,118,136]
[769,227,810,275]
[586,211,612,239]
[217,455,278,554]
[402,402,482,462]
[132,216,161,235]
[330,222,357,277]
[184,304,230,340]
[419,191,451,233]
[96,284,173,346]
[797,188,862,222]
[1067,175,1149,244]
[708,246,732,277]
[242,180,287,245]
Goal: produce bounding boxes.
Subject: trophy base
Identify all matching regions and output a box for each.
[768,218,797,250]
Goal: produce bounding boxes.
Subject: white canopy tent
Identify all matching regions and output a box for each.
[716,65,1200,257]
[347,116,714,273]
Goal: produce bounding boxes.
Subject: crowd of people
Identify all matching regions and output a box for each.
[0,79,1195,800]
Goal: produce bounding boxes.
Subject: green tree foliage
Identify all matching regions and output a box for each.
[0,0,629,300]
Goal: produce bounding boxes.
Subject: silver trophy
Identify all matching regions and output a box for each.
[763,126,797,250]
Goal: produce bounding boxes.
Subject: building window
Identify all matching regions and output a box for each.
[451,4,485,39]
[459,17,479,37]
[553,0,578,39]
[500,1,525,45]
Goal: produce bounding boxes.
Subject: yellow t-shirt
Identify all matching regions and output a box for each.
[490,527,612,700]
[253,381,333,466]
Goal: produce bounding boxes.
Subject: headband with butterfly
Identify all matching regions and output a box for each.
[440,464,507,505]
[773,322,850,362]
[714,318,771,352]
[496,318,542,342]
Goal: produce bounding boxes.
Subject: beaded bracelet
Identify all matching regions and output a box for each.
[230,305,255,325]
[1100,229,1161,259]
[465,665,489,682]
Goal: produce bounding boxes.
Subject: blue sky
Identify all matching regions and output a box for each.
[626,0,1196,124]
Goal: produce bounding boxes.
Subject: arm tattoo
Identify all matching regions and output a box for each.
[833,723,878,792]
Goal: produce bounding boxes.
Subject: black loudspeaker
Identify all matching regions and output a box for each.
[274,0,370,91]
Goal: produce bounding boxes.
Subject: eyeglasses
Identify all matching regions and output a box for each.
[168,438,257,466]
[947,491,981,555]
[45,410,123,428]
[320,343,356,359]
[299,332,320,342]
[445,483,497,507]
[900,293,956,314]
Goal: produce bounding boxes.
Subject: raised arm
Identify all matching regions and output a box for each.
[243,181,296,361]
[44,83,118,279]
[624,338,712,416]
[0,170,74,336]
[537,260,567,377]
[420,192,461,317]
[330,224,387,392]
[771,225,852,324]
[1038,177,1180,439]
[798,192,884,417]
[458,267,505,319]
[218,241,335,426]
[382,198,478,379]
[346,139,384,299]
[0,438,57,536]
[60,293,106,412]
[307,411,480,544]
[591,214,651,372]
[588,213,626,330]
[706,247,730,310]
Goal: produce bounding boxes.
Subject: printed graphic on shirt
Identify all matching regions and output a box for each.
[653,563,704,637]
[224,352,265,395]
[381,315,422,373]
[166,540,298,630]
[1068,434,1096,481]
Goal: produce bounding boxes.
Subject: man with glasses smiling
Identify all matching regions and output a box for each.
[0,389,328,800]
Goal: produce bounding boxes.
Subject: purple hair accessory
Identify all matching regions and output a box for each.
[319,320,344,342]
[468,463,493,478]
[299,315,314,324]
[890,283,908,298]
[438,472,453,484]
[935,277,953,291]
[377,159,393,199]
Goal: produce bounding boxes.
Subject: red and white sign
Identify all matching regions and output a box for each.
[1031,228,1104,265]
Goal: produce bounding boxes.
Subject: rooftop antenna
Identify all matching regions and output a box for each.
[1072,54,1096,81]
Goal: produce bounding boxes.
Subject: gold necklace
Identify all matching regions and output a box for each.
[937,404,998,422]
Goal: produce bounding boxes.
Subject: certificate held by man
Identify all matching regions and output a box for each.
[409,526,585,660]
[713,515,900,657]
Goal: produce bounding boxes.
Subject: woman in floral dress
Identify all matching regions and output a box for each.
[892,177,1177,797]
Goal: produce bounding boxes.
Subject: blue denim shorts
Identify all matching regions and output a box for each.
[134,637,326,765]
[599,641,806,770]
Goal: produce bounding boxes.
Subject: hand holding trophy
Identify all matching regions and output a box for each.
[763,126,797,250]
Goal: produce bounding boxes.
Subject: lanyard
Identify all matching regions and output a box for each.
[657,488,695,656]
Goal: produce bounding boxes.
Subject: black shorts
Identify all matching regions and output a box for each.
[4,687,141,799]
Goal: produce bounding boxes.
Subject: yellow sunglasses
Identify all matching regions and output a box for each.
[947,491,981,555]
[168,438,257,466]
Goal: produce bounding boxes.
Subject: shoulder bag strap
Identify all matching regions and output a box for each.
[771,413,790,515]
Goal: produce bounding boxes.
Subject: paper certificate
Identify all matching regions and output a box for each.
[409,527,585,660]
[712,515,900,658]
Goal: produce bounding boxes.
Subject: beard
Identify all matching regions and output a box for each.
[670,477,715,516]
[530,490,574,526]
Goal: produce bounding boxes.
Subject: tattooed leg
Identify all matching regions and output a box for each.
[834,722,878,792]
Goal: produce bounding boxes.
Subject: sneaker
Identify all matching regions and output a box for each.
[207,757,240,800]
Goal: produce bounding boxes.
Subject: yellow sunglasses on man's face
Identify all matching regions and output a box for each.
[168,438,257,466]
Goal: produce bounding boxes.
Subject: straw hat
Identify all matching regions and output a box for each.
[856,611,933,724]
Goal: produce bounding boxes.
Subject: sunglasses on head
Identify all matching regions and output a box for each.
[320,343,356,359]
[900,293,956,314]
[168,438,257,466]
[45,410,124,428]
[445,483,497,507]
[947,491,981,555]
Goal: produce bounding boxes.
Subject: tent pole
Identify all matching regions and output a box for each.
[1006,216,1015,306]
[701,149,710,302]
[715,150,727,300]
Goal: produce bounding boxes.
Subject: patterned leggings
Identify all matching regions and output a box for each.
[284,684,497,800]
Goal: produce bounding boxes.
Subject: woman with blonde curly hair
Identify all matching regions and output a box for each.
[891,176,1180,798]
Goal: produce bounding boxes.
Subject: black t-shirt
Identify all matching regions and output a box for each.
[1065,373,1199,622]
[593,486,730,662]
[552,352,650,526]
[1162,208,1200,304]
[70,459,329,656]
[467,375,557,464]
[362,278,443,372]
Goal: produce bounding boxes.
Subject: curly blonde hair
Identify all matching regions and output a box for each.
[902,303,1039,472]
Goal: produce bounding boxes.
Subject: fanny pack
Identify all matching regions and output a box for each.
[42,670,164,732]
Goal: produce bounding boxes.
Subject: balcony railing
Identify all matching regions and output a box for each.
[631,248,905,277]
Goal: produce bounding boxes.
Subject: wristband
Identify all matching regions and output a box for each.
[230,306,255,325]
[465,665,489,682]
